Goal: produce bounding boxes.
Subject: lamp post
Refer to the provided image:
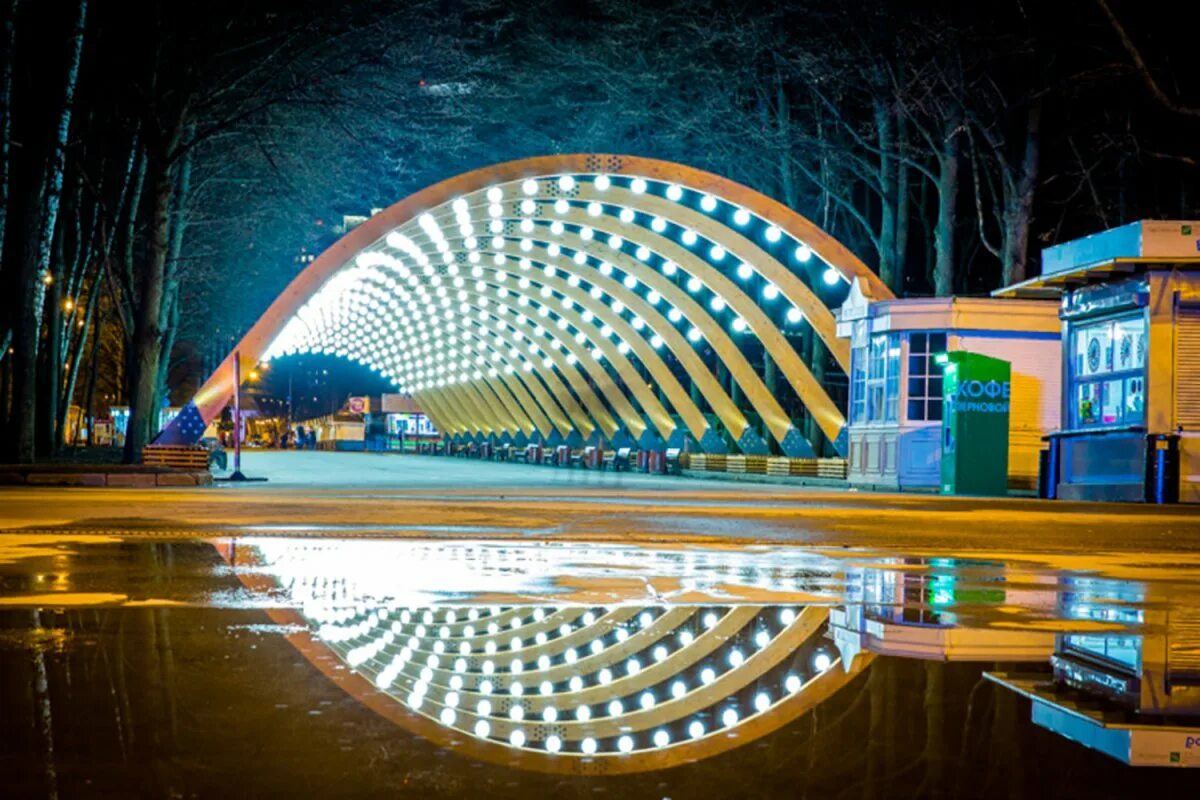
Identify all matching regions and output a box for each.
[230,351,245,480]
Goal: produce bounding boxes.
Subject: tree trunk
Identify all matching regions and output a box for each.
[874,96,901,293]
[6,0,87,462]
[1001,101,1042,286]
[58,267,101,445]
[152,134,192,413]
[83,314,101,446]
[122,152,176,462]
[38,273,62,454]
[933,115,961,297]
[0,0,16,268]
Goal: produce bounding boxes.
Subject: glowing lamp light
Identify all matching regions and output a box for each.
[785,674,802,693]
[736,263,754,280]
[630,177,648,194]
[733,208,751,226]
[822,267,841,286]
[581,737,598,755]
[594,174,611,191]
[510,729,526,747]
[763,284,779,300]
[521,179,538,195]
[700,194,717,212]
[617,735,634,754]
[654,730,670,748]
[794,243,814,262]
[688,721,705,739]
[731,318,747,333]
[786,307,803,324]
[666,184,683,201]
[812,651,833,672]
[558,175,576,192]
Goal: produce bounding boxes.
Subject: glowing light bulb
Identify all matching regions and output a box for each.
[581,737,598,755]
[594,174,611,191]
[733,208,750,226]
[688,721,705,739]
[822,267,841,286]
[666,184,683,201]
[765,226,781,242]
[631,178,647,194]
[700,194,717,212]
[522,179,538,195]
[787,307,803,324]
[558,175,576,192]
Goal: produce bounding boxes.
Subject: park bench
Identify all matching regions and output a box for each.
[142,444,212,472]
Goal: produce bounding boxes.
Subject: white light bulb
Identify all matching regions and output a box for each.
[522,179,538,195]
[487,186,503,203]
[666,184,683,201]
[545,734,562,753]
[581,737,597,755]
[733,208,750,226]
[474,719,491,737]
[594,174,611,191]
[765,226,781,242]
[558,175,576,192]
[688,721,704,739]
[631,178,647,194]
[787,307,803,324]
[722,708,738,727]
[510,729,526,747]
[822,267,841,286]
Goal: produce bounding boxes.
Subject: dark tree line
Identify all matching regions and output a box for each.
[1,0,1196,462]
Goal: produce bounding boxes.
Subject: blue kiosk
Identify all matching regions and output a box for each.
[996,220,1200,503]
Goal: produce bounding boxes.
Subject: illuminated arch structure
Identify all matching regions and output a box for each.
[158,155,893,456]
[225,539,872,775]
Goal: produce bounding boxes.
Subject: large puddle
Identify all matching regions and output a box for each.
[1,536,1198,797]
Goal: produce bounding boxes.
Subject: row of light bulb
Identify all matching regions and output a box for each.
[314,601,834,757]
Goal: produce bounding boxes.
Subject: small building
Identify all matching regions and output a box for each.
[986,576,1200,767]
[836,282,1061,491]
[996,220,1200,502]
[831,560,1056,664]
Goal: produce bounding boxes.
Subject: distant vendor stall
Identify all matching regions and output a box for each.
[836,282,1061,491]
[996,220,1200,503]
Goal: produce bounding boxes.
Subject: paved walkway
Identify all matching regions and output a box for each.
[0,452,1195,566]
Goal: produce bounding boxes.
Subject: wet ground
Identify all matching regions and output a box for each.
[1,531,1199,798]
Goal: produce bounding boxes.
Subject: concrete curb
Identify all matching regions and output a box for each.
[0,471,213,487]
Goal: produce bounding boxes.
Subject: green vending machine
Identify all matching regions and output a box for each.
[935,351,1012,496]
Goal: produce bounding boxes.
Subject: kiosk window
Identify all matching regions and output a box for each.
[906,332,947,421]
[863,334,900,423]
[1069,313,1146,429]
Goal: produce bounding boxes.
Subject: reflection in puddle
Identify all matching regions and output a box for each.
[0,536,1198,796]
